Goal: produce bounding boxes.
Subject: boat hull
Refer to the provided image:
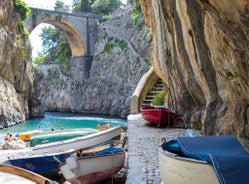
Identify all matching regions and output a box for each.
[60,148,125,184]
[0,163,53,184]
[158,146,219,184]
[4,149,75,178]
[30,128,98,146]
[32,126,122,155]
[141,106,176,127]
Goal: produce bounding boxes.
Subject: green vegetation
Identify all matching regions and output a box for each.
[91,0,121,14]
[13,0,30,58]
[40,26,71,59]
[72,0,121,15]
[144,27,152,42]
[33,53,45,65]
[97,32,108,43]
[54,0,70,12]
[132,0,144,30]
[226,71,237,80]
[103,42,115,53]
[117,40,127,51]
[38,25,72,74]
[152,91,165,106]
[13,0,30,20]
[18,22,29,36]
[196,120,202,130]
[20,45,28,58]
[33,1,72,75]
[101,38,127,54]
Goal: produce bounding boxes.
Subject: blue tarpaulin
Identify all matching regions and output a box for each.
[176,136,249,184]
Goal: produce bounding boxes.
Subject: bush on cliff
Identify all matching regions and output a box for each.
[13,0,30,21]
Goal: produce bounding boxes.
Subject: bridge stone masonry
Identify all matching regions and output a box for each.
[25,7,101,79]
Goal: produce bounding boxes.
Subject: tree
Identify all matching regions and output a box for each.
[72,0,95,12]
[72,0,121,15]
[40,26,62,59]
[38,1,72,67]
[54,0,70,12]
[91,0,121,14]
[81,0,88,12]
[72,0,81,11]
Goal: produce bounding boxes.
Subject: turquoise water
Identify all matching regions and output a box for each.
[0,112,127,135]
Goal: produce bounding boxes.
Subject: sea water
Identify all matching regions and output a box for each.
[0,112,127,138]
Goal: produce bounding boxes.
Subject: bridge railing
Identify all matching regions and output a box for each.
[26,3,102,18]
[25,3,56,11]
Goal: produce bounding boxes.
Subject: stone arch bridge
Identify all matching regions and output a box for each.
[25,7,101,79]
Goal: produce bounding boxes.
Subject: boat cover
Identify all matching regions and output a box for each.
[176,136,249,184]
[79,146,124,158]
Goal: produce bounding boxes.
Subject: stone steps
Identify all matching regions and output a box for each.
[142,78,164,107]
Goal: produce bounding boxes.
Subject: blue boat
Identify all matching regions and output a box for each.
[3,149,75,178]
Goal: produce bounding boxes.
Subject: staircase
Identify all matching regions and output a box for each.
[142,78,164,107]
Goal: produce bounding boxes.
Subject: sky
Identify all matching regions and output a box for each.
[23,0,127,58]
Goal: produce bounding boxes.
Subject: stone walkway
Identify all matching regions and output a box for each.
[126,114,187,184]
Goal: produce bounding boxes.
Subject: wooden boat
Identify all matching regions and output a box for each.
[0,163,53,184]
[60,146,125,184]
[3,149,75,178]
[32,126,122,155]
[30,128,98,146]
[141,106,176,127]
[159,141,219,184]
[159,136,249,184]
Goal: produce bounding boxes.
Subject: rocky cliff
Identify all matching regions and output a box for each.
[34,5,151,118]
[139,0,249,147]
[0,0,35,128]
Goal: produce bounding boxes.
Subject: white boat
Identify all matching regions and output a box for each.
[0,163,54,184]
[159,136,249,184]
[159,146,219,184]
[32,126,122,154]
[29,128,98,146]
[60,146,125,184]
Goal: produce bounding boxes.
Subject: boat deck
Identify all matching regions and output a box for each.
[126,114,186,184]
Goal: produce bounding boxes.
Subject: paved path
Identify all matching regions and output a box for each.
[126,114,187,184]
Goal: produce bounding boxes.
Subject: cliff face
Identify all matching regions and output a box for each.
[139,0,249,146]
[0,0,34,128]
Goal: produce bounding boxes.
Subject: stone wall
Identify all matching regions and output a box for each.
[138,0,249,147]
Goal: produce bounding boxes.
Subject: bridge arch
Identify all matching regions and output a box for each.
[25,8,100,57]
[33,17,86,56]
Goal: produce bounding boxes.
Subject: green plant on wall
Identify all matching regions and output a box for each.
[18,22,29,35]
[226,71,237,80]
[101,38,127,54]
[14,0,30,59]
[132,0,145,30]
[13,0,30,21]
[152,90,165,106]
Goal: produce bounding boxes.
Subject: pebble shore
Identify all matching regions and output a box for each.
[126,114,199,184]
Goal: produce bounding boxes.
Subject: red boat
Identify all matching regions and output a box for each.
[141,106,177,127]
